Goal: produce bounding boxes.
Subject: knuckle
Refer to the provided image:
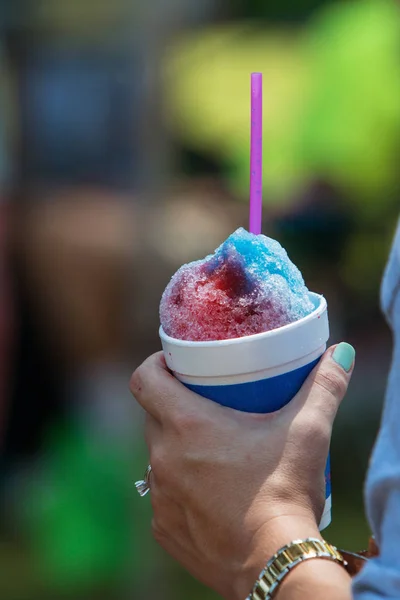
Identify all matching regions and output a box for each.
[151,517,172,552]
[130,366,145,397]
[171,410,199,435]
[150,447,168,479]
[149,443,182,491]
[151,503,168,533]
[294,413,331,446]
[151,518,164,544]
[150,487,162,515]
[308,418,331,445]
[313,368,347,400]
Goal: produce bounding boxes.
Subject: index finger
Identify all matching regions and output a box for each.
[130,351,213,422]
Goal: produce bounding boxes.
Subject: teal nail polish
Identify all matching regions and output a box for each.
[332,342,355,372]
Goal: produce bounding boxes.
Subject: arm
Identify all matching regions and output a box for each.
[352,367,400,599]
[352,225,400,600]
[131,344,355,599]
[278,560,351,600]
[234,516,352,600]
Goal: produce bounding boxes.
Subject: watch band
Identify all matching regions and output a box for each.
[246,537,346,600]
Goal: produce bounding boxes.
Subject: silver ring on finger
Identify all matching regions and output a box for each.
[135,464,152,497]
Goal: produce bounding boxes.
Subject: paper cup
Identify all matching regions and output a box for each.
[160,292,331,529]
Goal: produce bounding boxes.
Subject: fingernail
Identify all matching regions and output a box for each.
[332,342,355,372]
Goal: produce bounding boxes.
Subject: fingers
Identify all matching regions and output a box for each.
[130,352,186,421]
[144,412,161,449]
[289,342,355,425]
[132,342,354,429]
[145,414,165,482]
[130,352,217,423]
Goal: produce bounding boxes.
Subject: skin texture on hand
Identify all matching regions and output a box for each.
[131,345,354,599]
[277,559,352,600]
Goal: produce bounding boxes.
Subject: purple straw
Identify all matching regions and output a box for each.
[249,72,263,235]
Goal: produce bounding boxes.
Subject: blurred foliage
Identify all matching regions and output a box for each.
[229,0,336,22]
[165,24,310,207]
[299,0,400,215]
[165,0,400,217]
[15,423,152,593]
[342,229,394,299]
[25,427,131,588]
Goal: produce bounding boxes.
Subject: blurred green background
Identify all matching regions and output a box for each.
[0,0,398,598]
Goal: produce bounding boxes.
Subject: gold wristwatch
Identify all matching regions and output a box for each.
[246,538,346,600]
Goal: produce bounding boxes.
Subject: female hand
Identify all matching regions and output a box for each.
[131,343,355,599]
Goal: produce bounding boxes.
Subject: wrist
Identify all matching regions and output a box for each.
[277,557,351,600]
[231,514,322,600]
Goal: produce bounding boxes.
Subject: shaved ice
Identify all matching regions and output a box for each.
[160,228,314,342]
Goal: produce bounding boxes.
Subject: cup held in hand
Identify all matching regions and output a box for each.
[160,292,331,529]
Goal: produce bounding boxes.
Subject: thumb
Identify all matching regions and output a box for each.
[289,342,356,425]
